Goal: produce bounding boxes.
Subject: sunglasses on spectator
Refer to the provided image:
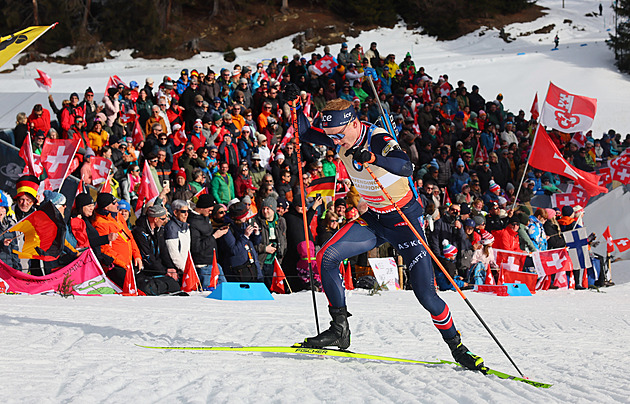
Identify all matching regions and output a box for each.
[186,147,194,151]
[217,210,226,215]
[150,159,158,163]
[177,209,189,214]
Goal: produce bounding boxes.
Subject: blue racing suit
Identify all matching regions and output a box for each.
[299,112,458,340]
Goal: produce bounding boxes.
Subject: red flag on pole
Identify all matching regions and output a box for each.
[19,133,44,177]
[344,261,354,291]
[105,75,126,94]
[530,92,539,120]
[485,264,495,285]
[34,69,52,92]
[132,118,145,146]
[208,249,220,290]
[613,238,630,252]
[172,123,187,147]
[311,55,338,76]
[122,266,139,296]
[539,82,597,133]
[119,111,137,125]
[171,148,185,173]
[90,157,112,186]
[181,252,201,292]
[603,226,614,254]
[40,138,80,190]
[135,160,159,216]
[529,125,607,196]
[271,257,287,294]
[533,248,573,276]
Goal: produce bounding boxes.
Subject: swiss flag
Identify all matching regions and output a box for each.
[598,167,612,186]
[570,131,586,148]
[105,75,126,93]
[530,92,539,120]
[612,165,630,184]
[603,226,615,254]
[90,157,112,185]
[135,160,159,216]
[208,249,220,290]
[19,133,44,177]
[533,248,573,276]
[172,123,187,147]
[271,257,287,294]
[609,155,630,171]
[132,118,145,146]
[474,141,488,162]
[119,111,137,124]
[279,125,294,149]
[41,138,80,191]
[551,192,586,209]
[553,271,569,289]
[495,249,527,273]
[34,69,52,92]
[122,266,139,296]
[311,55,338,76]
[485,264,495,285]
[181,252,201,292]
[539,82,597,133]
[344,261,354,291]
[529,125,607,196]
[613,238,630,252]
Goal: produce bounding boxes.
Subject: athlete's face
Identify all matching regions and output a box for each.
[323,118,360,149]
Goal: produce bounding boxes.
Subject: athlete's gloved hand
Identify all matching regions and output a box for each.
[345,147,375,164]
[283,83,301,107]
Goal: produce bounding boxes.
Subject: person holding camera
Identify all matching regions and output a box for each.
[219,202,263,282]
[255,197,288,289]
[428,203,466,260]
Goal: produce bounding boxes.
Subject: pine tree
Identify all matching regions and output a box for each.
[609,0,630,73]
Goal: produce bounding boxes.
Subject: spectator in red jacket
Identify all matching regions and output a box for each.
[491,218,522,252]
[27,104,51,135]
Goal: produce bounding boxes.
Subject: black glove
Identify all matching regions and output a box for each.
[283,83,301,107]
[345,147,375,164]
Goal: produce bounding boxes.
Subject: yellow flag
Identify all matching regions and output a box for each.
[0,24,57,69]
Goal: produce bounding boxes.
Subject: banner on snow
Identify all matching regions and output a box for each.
[0,248,121,295]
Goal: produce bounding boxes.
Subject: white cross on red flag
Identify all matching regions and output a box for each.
[529,125,607,196]
[19,133,44,177]
[612,165,630,184]
[119,111,137,124]
[105,75,126,94]
[494,249,527,273]
[598,167,612,186]
[271,257,286,294]
[532,247,573,276]
[90,157,112,185]
[540,82,597,133]
[135,160,159,215]
[41,138,80,191]
[34,69,52,92]
[603,226,614,254]
[181,252,201,292]
[311,55,338,76]
[613,238,630,252]
[570,131,586,148]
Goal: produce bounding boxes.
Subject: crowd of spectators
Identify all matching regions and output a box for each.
[1,41,626,294]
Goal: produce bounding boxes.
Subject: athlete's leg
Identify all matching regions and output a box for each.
[316,220,380,307]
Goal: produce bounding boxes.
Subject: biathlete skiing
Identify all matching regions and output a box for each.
[285,83,485,371]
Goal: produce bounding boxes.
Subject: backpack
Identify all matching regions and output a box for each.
[136,273,181,296]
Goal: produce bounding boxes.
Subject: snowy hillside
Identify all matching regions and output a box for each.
[1,1,630,402]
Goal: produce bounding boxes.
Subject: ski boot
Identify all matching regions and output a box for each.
[445,332,486,371]
[302,306,351,350]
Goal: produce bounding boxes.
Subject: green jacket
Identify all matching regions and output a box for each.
[211,173,235,204]
[322,160,337,178]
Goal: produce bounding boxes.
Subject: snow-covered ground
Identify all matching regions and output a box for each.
[1,1,630,402]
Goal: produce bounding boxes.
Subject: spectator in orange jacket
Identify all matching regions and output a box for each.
[491,218,522,252]
[92,192,142,287]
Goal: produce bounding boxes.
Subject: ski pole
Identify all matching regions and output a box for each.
[363,163,525,378]
[288,99,320,335]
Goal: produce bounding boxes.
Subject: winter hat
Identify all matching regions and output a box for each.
[261,197,277,211]
[481,231,495,245]
[334,198,347,207]
[517,204,531,216]
[117,199,131,212]
[498,196,507,206]
[176,170,186,180]
[479,110,486,116]
[517,211,530,225]
[460,203,471,215]
[562,205,574,217]
[257,134,267,143]
[241,195,252,205]
[464,218,476,228]
[228,202,249,221]
[506,182,515,192]
[147,204,168,218]
[42,190,66,207]
[430,159,439,169]
[456,158,465,167]
[470,111,478,119]
[96,193,116,209]
[473,215,486,226]
[227,198,241,209]
[251,153,261,161]
[275,152,285,161]
[75,193,94,210]
[107,87,118,97]
[196,194,213,209]
[489,181,500,193]
[16,175,40,200]
[276,197,289,209]
[84,148,96,158]
[442,240,458,261]
[545,208,557,220]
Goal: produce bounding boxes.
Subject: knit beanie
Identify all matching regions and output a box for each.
[442,239,458,261]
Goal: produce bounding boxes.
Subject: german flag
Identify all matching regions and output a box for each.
[9,201,66,261]
[306,176,336,198]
